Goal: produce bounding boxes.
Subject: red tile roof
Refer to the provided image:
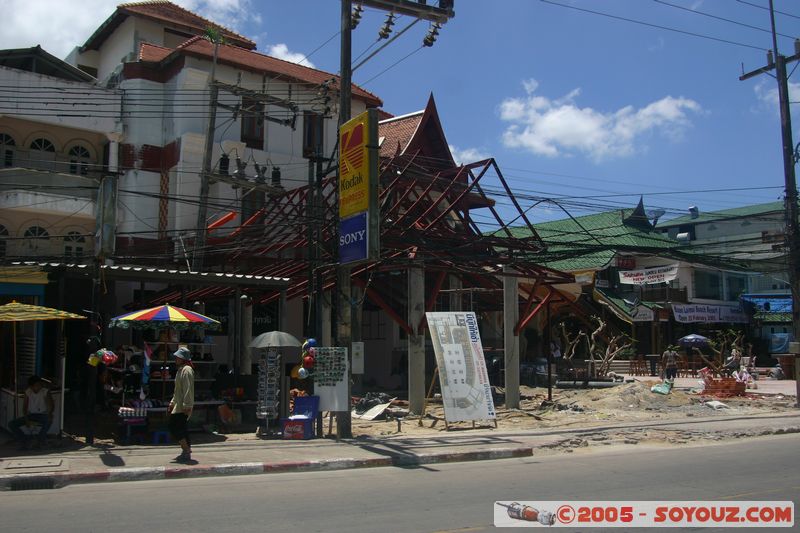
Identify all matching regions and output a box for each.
[139,42,171,62]
[83,1,255,52]
[378,111,423,158]
[152,37,382,107]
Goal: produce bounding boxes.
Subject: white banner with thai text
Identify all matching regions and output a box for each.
[426,312,496,423]
[618,264,679,285]
[672,304,748,324]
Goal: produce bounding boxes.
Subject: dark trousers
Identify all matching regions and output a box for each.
[169,413,190,445]
[10,413,50,443]
[665,367,678,380]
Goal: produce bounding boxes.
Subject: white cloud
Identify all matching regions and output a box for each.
[499,79,701,161]
[266,44,315,68]
[755,79,800,110]
[449,145,490,165]
[0,0,256,59]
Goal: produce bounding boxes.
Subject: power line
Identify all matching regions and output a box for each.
[540,0,767,51]
[358,45,424,86]
[736,0,800,21]
[653,0,797,40]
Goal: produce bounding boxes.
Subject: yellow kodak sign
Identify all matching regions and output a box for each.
[339,110,371,218]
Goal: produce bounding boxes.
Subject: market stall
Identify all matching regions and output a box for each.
[0,301,85,436]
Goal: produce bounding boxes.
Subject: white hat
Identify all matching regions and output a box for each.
[173,346,192,360]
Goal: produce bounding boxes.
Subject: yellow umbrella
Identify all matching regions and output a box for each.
[0,301,85,430]
[0,301,87,322]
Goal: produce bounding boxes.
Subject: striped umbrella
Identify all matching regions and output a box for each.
[109,304,220,330]
[0,301,86,322]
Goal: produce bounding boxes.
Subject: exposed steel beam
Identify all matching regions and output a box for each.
[353,277,413,335]
[516,288,553,335]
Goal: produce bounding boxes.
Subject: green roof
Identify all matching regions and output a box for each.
[508,207,678,272]
[659,201,784,228]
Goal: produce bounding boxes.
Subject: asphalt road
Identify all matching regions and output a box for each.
[4,435,798,533]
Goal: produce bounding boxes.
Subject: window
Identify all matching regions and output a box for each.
[23,225,49,255]
[64,231,85,259]
[361,310,386,340]
[694,269,722,300]
[29,138,56,171]
[0,133,15,167]
[68,145,91,175]
[0,224,8,258]
[303,112,324,159]
[30,138,55,152]
[725,273,747,302]
[240,97,264,149]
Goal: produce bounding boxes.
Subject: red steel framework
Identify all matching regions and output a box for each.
[155,151,574,335]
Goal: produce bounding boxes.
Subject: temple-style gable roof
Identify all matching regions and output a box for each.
[378,94,455,168]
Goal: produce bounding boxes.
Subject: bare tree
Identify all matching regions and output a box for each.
[692,329,745,376]
[558,317,633,378]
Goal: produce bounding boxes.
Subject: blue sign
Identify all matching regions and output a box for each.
[339,212,368,264]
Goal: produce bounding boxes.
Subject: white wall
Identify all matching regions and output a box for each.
[0,67,120,133]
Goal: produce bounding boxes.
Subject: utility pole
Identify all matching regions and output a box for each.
[739,1,800,405]
[336,0,354,439]
[192,37,220,273]
[335,0,456,437]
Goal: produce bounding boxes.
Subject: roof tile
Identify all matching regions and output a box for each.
[172,37,381,107]
[120,1,255,49]
[378,112,423,158]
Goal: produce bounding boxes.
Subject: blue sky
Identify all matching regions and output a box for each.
[3,0,800,226]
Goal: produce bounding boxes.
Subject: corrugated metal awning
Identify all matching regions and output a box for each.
[10,262,290,289]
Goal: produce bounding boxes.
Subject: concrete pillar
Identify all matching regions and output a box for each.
[408,263,425,414]
[449,275,462,311]
[321,291,332,347]
[503,266,520,408]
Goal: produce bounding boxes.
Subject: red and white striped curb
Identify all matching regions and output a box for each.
[0,446,532,490]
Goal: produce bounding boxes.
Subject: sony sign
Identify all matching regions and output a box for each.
[339,212,368,264]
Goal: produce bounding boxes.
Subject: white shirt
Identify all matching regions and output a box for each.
[26,387,49,414]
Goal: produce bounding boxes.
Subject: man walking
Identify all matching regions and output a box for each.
[661,346,679,382]
[169,346,195,463]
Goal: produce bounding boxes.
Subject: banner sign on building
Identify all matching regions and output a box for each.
[672,304,748,324]
[339,109,379,264]
[426,312,496,423]
[619,264,679,285]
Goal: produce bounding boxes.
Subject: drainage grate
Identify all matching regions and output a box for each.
[10,477,55,491]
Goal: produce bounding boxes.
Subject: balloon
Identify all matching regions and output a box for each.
[302,355,315,368]
[298,367,309,379]
[102,353,114,365]
[306,338,317,347]
[290,364,301,378]
[307,346,316,357]
[87,355,101,367]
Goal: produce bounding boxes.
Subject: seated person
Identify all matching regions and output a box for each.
[9,375,54,450]
[722,348,742,375]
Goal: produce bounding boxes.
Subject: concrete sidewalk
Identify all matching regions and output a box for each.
[2,411,799,491]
